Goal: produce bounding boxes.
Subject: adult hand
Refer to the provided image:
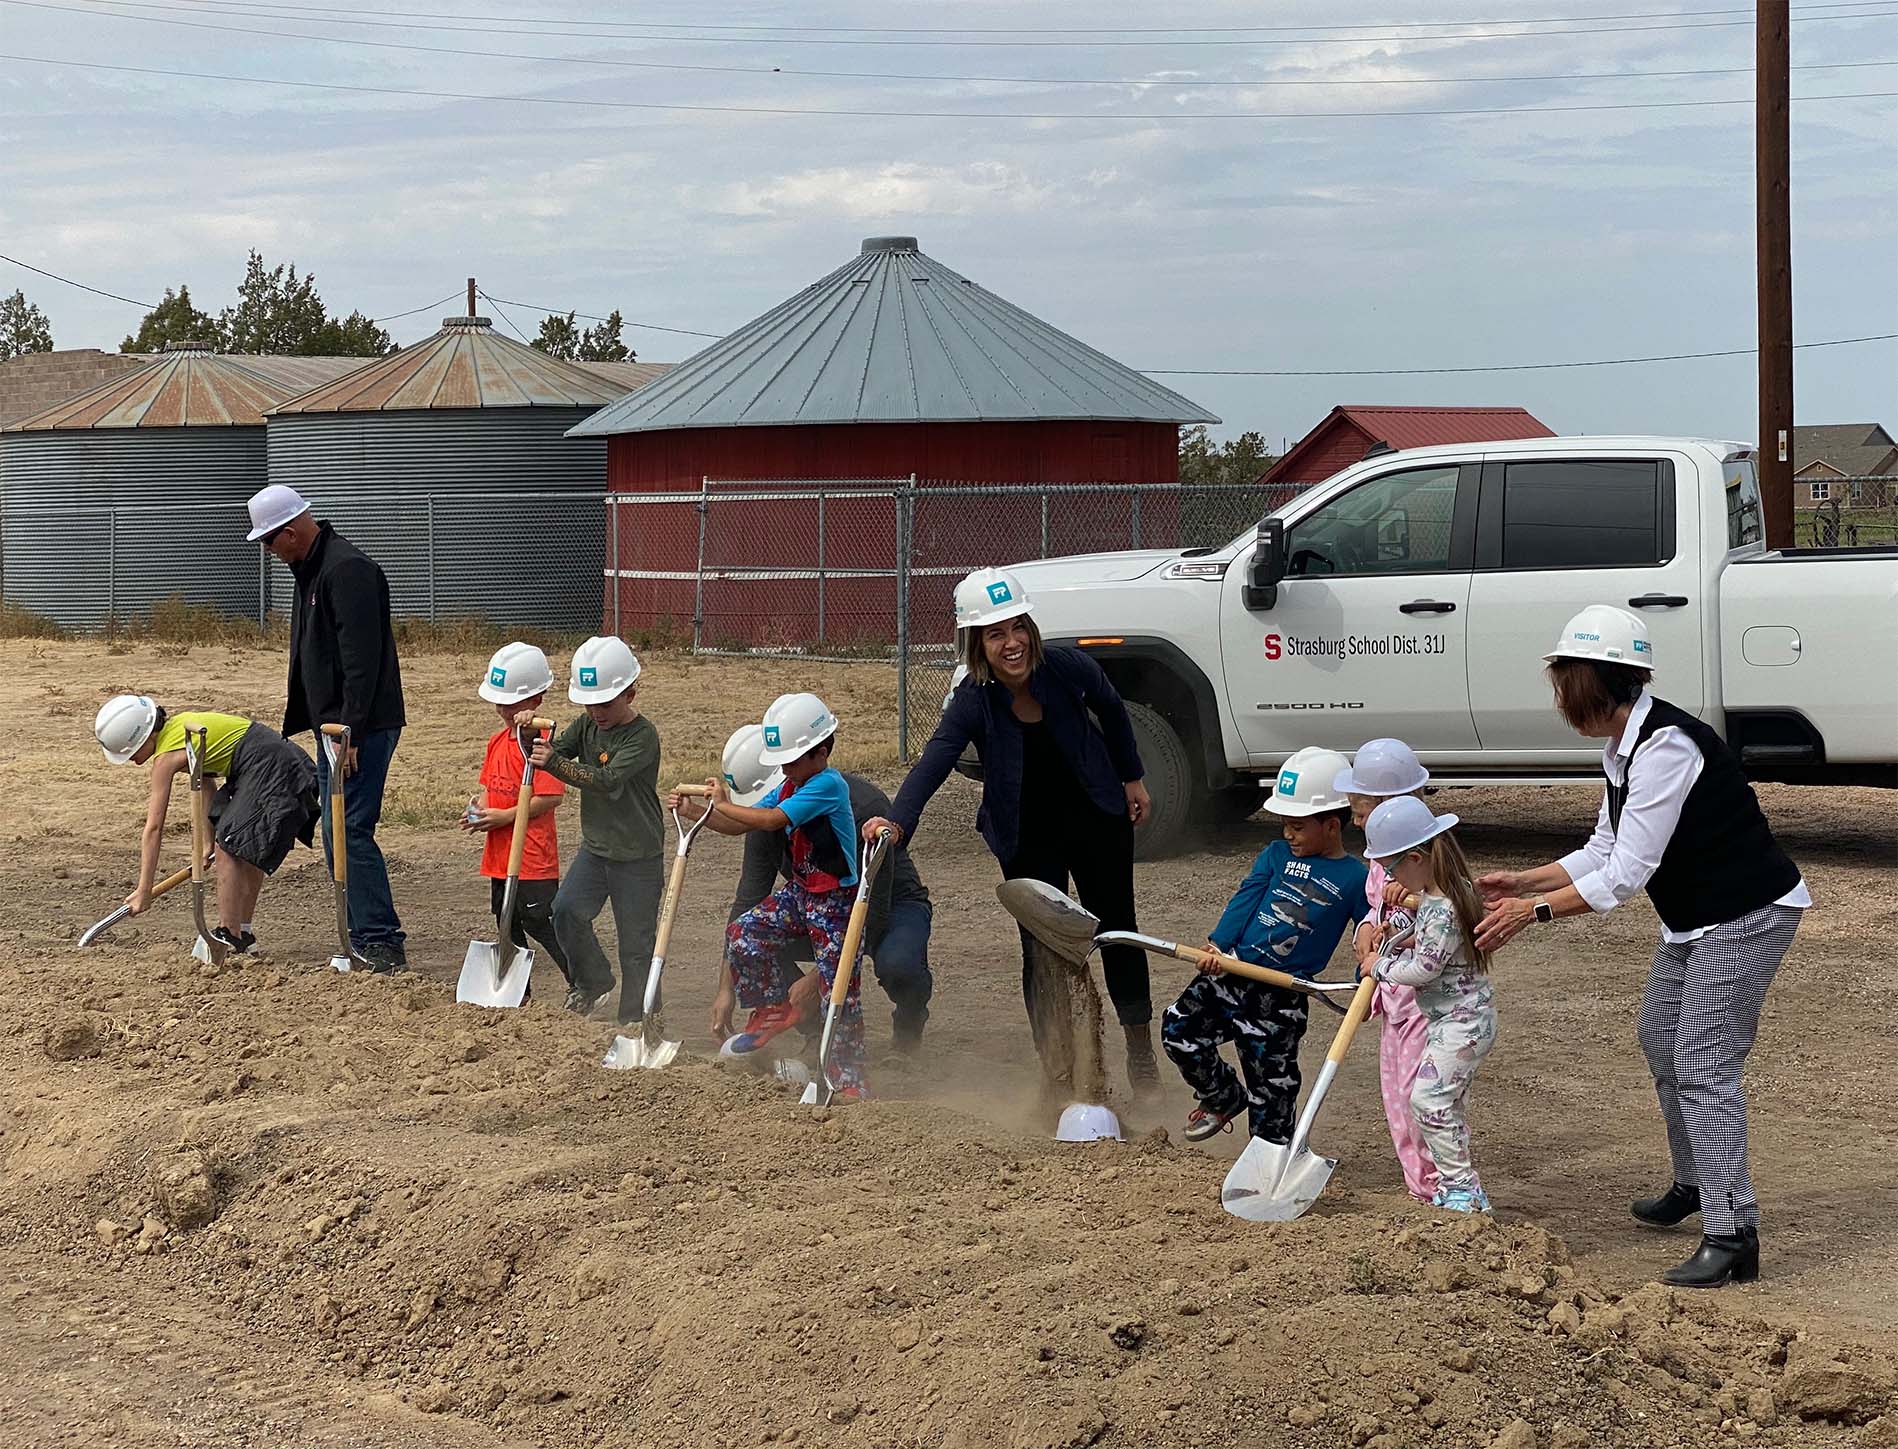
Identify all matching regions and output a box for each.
[787,968,822,1019]
[124,886,151,916]
[709,979,735,1043]
[343,745,359,779]
[1476,870,1522,905]
[1475,897,1537,952]
[1199,938,1227,975]
[528,738,554,770]
[1125,780,1151,826]
[862,816,903,847]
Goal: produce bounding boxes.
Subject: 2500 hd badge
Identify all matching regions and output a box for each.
[1263,632,1449,660]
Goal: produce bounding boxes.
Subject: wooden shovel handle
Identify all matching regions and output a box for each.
[151,863,195,898]
[511,713,556,732]
[1167,941,1322,996]
[1325,976,1380,1065]
[826,834,889,1008]
[319,723,348,738]
[650,847,691,966]
[503,767,535,881]
[673,784,713,797]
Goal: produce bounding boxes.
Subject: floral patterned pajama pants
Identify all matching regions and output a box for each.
[725,880,862,1088]
[1409,981,1497,1198]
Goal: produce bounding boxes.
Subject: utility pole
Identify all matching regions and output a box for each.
[467,277,477,319]
[1757,0,1794,547]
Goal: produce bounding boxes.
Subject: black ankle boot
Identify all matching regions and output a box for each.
[1631,1182,1701,1227]
[1661,1230,1759,1289]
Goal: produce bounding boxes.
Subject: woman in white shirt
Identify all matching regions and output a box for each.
[1474,605,1807,1289]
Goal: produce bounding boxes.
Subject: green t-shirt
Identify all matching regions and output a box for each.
[151,711,252,777]
[545,713,663,861]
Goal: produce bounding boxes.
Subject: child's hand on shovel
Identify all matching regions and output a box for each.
[1199,939,1227,975]
[528,738,555,770]
[123,886,150,916]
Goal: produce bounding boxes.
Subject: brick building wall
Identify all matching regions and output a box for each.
[0,350,151,428]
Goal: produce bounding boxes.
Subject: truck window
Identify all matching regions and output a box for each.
[1500,461,1661,569]
[1725,461,1764,548]
[1286,465,1459,577]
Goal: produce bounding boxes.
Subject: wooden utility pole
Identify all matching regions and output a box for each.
[1757,1,1794,547]
[467,277,477,318]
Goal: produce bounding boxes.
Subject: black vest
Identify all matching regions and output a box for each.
[1606,697,1801,934]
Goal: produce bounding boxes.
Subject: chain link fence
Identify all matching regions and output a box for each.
[1795,476,1898,547]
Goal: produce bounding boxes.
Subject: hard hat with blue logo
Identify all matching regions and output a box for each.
[758,691,839,766]
[1543,604,1655,671]
[568,636,642,705]
[478,641,554,704]
[721,723,785,807]
[953,567,1035,631]
[1263,746,1354,817]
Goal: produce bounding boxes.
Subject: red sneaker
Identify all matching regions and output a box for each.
[722,1002,803,1056]
[1184,1104,1239,1142]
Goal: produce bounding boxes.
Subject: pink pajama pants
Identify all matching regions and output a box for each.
[1374,980,1440,1202]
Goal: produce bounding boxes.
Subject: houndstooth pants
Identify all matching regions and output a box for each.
[1161,972,1309,1144]
[1636,903,1802,1237]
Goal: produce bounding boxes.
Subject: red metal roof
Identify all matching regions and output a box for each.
[1259,405,1555,486]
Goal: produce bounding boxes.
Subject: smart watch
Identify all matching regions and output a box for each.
[1533,898,1555,925]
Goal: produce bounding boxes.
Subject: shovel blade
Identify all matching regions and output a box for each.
[1055,1102,1123,1143]
[601,1031,678,1071]
[1219,1135,1337,1222]
[456,941,533,1009]
[996,879,1102,966]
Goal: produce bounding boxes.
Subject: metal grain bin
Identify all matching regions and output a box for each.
[0,346,367,631]
[264,317,658,631]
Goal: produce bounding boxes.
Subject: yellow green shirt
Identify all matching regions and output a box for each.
[151,711,252,777]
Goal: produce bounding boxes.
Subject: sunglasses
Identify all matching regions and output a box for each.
[260,524,289,546]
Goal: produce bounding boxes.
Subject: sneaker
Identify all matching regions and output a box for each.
[722,1002,805,1056]
[209,927,250,956]
[565,986,607,1015]
[359,942,408,975]
[1184,1104,1240,1143]
[1433,1186,1492,1214]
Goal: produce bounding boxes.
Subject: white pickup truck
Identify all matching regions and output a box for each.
[998,436,1898,856]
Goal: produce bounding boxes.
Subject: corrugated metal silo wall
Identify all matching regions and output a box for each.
[265,410,608,631]
[0,428,268,631]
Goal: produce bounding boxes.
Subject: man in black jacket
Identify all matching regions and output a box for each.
[248,485,408,971]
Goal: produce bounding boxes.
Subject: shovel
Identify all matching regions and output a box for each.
[79,862,195,948]
[457,715,554,1009]
[602,784,714,1071]
[800,830,892,1106]
[184,727,227,968]
[318,723,370,972]
[1218,970,1379,1223]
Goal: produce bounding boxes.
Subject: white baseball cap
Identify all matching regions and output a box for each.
[246,484,311,542]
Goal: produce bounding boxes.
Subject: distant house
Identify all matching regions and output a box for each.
[1256,405,1555,493]
[1792,423,1898,507]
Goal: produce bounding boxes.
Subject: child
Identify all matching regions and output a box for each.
[1358,795,1498,1214]
[1162,747,1369,1144]
[94,693,318,954]
[1335,738,1439,1204]
[464,643,571,989]
[529,636,663,1021]
[669,692,866,1095]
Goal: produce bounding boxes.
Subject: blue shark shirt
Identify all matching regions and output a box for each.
[1210,841,1370,978]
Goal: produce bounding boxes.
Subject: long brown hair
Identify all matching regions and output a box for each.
[1424,830,1492,973]
[958,613,1047,686]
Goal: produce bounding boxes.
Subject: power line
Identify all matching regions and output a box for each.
[474,287,533,343]
[1144,332,1898,376]
[483,296,722,340]
[371,289,462,323]
[8,52,1895,119]
[27,0,1898,92]
[0,249,158,309]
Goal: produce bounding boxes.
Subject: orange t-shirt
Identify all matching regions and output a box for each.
[479,726,566,881]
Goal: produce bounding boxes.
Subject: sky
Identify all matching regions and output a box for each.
[2,0,1895,447]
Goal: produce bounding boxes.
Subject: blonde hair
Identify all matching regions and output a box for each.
[958,613,1046,686]
[1423,831,1492,974]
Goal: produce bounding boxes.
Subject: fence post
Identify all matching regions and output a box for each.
[610,493,622,637]
[1039,489,1050,558]
[107,507,117,630]
[1131,487,1143,549]
[816,487,827,646]
[896,476,914,763]
[692,477,709,653]
[426,495,437,623]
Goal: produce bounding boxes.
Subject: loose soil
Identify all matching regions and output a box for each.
[4,639,1896,1449]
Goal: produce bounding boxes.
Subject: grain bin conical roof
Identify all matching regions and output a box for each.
[2,345,369,431]
[567,236,1217,437]
[270,316,632,414]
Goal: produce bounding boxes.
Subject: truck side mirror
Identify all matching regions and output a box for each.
[1244,517,1286,611]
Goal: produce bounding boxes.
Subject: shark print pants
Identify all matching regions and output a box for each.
[1161,973,1310,1144]
[726,880,863,1088]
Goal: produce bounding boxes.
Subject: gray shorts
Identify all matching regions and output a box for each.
[209,725,319,874]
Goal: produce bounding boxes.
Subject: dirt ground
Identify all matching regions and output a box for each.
[4,638,1896,1449]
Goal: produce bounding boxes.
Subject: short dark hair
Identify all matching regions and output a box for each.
[1547,658,1648,731]
[150,704,169,739]
[1316,805,1352,828]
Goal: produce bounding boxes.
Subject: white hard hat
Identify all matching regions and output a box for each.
[1543,604,1655,671]
[479,642,554,704]
[569,636,641,705]
[1263,746,1354,818]
[1364,795,1460,861]
[758,691,839,766]
[954,567,1035,631]
[1334,738,1429,797]
[96,694,158,765]
[245,484,310,542]
[721,723,785,807]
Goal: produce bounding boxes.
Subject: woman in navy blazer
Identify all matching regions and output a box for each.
[863,568,1157,1086]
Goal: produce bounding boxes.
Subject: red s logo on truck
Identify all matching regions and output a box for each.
[1263,633,1282,661]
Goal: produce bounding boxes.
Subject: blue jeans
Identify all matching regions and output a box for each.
[760,896,933,1033]
[314,726,404,951]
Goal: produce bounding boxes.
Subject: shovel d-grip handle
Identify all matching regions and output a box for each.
[673,784,713,797]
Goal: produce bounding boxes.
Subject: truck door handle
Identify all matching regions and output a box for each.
[1398,599,1456,615]
[1628,593,1689,609]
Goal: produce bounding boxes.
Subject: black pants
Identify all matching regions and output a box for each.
[1161,973,1309,1143]
[1003,808,1150,1028]
[490,877,572,986]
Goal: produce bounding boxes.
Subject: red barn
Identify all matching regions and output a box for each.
[1259,405,1555,496]
[568,236,1217,647]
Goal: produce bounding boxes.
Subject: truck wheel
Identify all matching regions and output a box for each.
[1125,700,1191,861]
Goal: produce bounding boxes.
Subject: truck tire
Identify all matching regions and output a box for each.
[1125,700,1191,861]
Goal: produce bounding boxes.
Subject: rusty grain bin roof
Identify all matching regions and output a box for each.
[269,316,631,414]
[2,345,370,431]
[568,235,1217,438]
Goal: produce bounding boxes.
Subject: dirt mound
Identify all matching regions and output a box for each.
[4,941,1895,1449]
